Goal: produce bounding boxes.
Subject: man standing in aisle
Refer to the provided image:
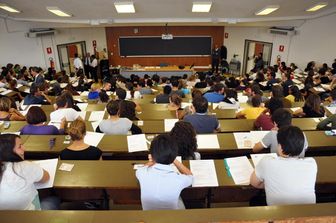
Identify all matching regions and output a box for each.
[211,44,220,74]
[73,53,83,73]
[90,54,98,83]
[84,52,91,78]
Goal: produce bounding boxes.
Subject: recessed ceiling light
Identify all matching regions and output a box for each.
[114,2,135,13]
[306,2,328,12]
[255,5,279,16]
[47,7,72,17]
[0,4,20,13]
[192,2,212,13]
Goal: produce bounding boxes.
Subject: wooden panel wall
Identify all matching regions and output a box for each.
[105,26,224,66]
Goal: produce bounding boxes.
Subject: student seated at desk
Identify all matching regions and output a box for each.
[136,134,193,210]
[285,85,304,104]
[0,134,56,210]
[20,106,65,135]
[253,108,307,157]
[96,100,142,135]
[60,119,101,160]
[170,121,200,160]
[236,95,265,119]
[170,79,185,98]
[293,94,325,118]
[316,114,336,130]
[88,83,101,100]
[99,81,112,103]
[23,84,51,105]
[0,97,25,121]
[183,96,220,133]
[155,85,171,104]
[62,90,81,112]
[50,94,80,122]
[217,88,240,110]
[254,98,283,130]
[203,83,225,103]
[167,94,185,119]
[115,88,141,121]
[250,126,317,206]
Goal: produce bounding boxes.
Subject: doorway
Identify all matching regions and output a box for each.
[57,41,87,74]
[242,40,273,74]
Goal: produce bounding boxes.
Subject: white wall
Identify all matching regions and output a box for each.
[0,18,107,71]
[224,13,336,72]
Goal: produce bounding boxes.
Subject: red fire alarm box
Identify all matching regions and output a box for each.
[225,33,229,38]
[46,47,52,54]
[279,45,284,52]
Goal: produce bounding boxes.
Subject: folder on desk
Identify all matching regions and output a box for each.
[190,160,218,187]
[224,156,254,185]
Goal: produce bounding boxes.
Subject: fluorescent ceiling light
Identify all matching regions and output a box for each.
[0,4,20,13]
[192,2,212,12]
[306,3,327,12]
[47,7,72,17]
[114,2,135,13]
[255,5,279,15]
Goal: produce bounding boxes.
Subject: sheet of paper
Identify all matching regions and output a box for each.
[225,156,254,185]
[259,81,268,87]
[164,119,178,132]
[212,103,219,110]
[137,120,144,126]
[48,121,61,129]
[0,89,13,95]
[189,160,218,187]
[80,91,89,96]
[250,131,269,146]
[0,87,6,92]
[250,153,277,167]
[33,158,58,189]
[59,163,74,172]
[290,107,301,113]
[181,102,191,109]
[88,111,105,121]
[24,88,30,94]
[133,164,145,170]
[20,110,28,116]
[21,104,42,111]
[91,121,101,131]
[196,134,220,149]
[237,95,248,103]
[60,83,68,88]
[76,103,88,111]
[16,84,23,88]
[127,134,148,152]
[2,132,20,135]
[313,87,325,92]
[233,132,252,149]
[321,84,331,90]
[292,79,301,84]
[326,106,336,115]
[77,111,86,120]
[84,131,104,147]
[297,84,305,90]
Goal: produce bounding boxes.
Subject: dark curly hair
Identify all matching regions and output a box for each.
[169,121,198,160]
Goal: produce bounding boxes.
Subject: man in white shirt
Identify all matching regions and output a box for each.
[250,126,317,206]
[90,55,98,82]
[50,94,80,122]
[83,52,91,79]
[73,53,83,72]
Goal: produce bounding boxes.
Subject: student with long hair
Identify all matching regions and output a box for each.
[294,94,324,117]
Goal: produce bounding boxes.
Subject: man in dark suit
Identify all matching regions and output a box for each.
[84,52,91,79]
[211,45,220,74]
[31,66,45,87]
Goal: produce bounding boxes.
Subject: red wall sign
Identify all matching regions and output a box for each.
[46,47,52,54]
[279,45,285,52]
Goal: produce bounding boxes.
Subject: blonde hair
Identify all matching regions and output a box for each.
[0,97,12,112]
[90,83,101,91]
[68,119,86,141]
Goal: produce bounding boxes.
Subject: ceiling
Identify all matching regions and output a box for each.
[1,0,336,27]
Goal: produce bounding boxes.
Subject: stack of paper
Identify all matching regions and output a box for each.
[189,160,218,187]
[84,131,104,147]
[164,119,178,132]
[250,153,277,167]
[88,111,105,121]
[127,134,148,152]
[32,159,58,189]
[326,107,336,115]
[76,103,88,111]
[225,156,254,185]
[196,135,220,149]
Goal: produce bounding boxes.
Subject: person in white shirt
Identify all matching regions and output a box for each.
[250,126,317,206]
[50,94,80,122]
[73,53,83,72]
[90,55,98,82]
[0,134,50,210]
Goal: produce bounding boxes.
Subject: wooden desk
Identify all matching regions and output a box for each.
[1,203,336,223]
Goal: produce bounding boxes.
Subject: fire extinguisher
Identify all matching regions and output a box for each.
[276,55,281,66]
[49,57,55,69]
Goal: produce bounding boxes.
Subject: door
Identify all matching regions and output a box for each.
[57,41,87,74]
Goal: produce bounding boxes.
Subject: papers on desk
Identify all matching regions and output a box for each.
[91,121,101,131]
[250,131,269,145]
[16,84,23,88]
[77,111,86,120]
[313,86,325,92]
[238,95,248,103]
[326,106,336,115]
[181,102,191,109]
[1,132,20,135]
[0,87,6,92]
[59,163,74,172]
[127,134,148,152]
[84,131,104,147]
[250,153,277,167]
[196,134,220,149]
[24,88,30,94]
[292,79,301,84]
[224,156,254,185]
[297,84,305,90]
[80,91,89,96]
[259,81,268,87]
[189,160,218,187]
[212,103,219,110]
[48,121,61,129]
[0,89,13,95]
[164,119,178,132]
[76,103,88,111]
[60,83,68,88]
[21,104,42,111]
[20,110,28,116]
[290,107,301,113]
[321,84,331,90]
[33,158,58,189]
[233,131,269,149]
[88,111,105,121]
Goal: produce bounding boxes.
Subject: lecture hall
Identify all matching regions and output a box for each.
[1,0,336,222]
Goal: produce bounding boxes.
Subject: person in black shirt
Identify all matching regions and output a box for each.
[60,119,102,160]
[211,45,220,74]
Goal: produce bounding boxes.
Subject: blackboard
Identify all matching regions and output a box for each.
[119,36,212,56]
